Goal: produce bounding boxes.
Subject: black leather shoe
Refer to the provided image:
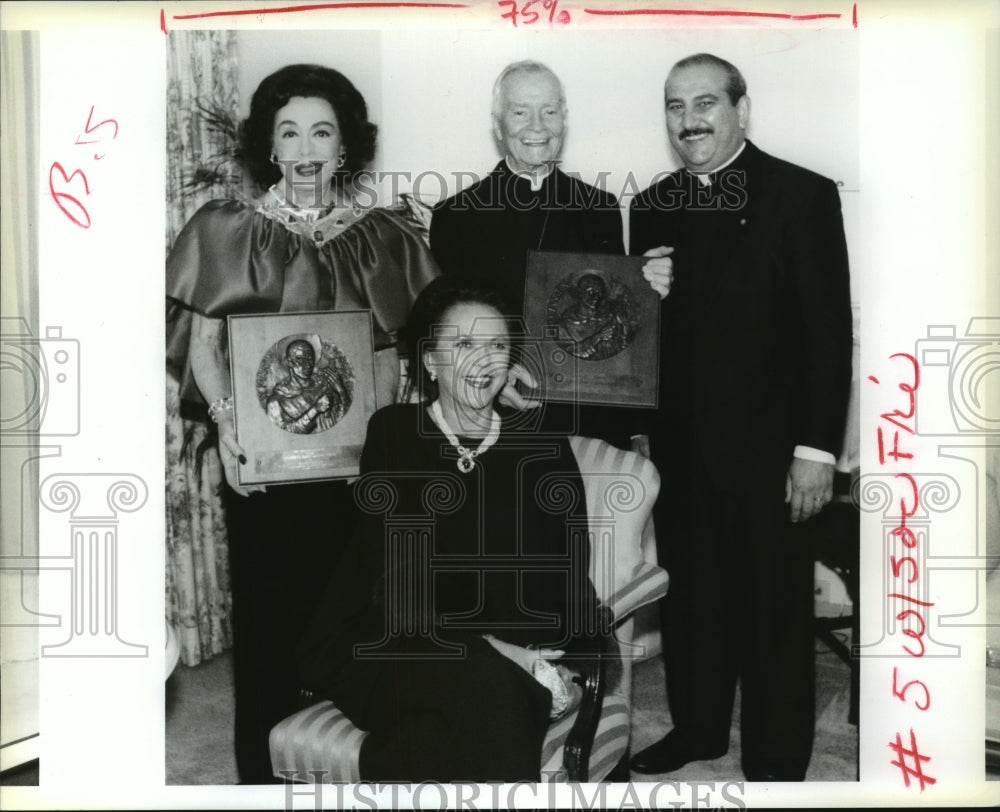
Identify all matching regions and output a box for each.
[629,730,727,774]
[742,766,806,782]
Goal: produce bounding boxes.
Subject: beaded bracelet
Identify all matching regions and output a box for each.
[208,396,233,423]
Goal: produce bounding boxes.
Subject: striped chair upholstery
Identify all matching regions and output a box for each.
[270,436,666,783]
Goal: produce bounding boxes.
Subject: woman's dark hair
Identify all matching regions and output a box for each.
[406,277,516,401]
[238,63,378,190]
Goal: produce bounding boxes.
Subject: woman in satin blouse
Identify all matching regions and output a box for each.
[166,63,438,783]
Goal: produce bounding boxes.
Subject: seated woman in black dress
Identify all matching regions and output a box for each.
[298,277,610,781]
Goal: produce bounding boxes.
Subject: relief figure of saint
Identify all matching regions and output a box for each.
[549,272,636,361]
[264,339,350,434]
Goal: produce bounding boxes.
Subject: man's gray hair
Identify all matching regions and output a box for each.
[491,60,566,120]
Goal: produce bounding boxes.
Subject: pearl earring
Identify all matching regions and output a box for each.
[337,154,346,169]
[429,371,437,382]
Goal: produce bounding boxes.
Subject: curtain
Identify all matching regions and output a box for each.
[165,31,240,666]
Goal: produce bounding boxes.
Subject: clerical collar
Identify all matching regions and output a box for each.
[505,156,556,192]
[691,141,747,186]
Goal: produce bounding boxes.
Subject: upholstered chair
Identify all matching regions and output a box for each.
[269,435,667,782]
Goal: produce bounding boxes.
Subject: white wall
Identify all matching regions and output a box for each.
[375,27,860,307]
[378,27,859,199]
[234,28,858,205]
[233,30,859,278]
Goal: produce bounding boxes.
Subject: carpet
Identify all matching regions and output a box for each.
[165,636,857,784]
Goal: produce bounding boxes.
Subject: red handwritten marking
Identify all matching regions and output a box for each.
[880,412,914,436]
[903,629,926,657]
[77,106,119,143]
[890,352,921,381]
[852,2,857,27]
[874,353,934,783]
[892,666,930,710]
[889,729,936,790]
[888,353,920,403]
[901,631,926,658]
[499,0,527,25]
[889,554,918,583]
[896,472,918,517]
[888,593,935,608]
[877,426,914,464]
[49,107,118,230]
[878,354,919,434]
[896,608,926,637]
[890,471,919,548]
[543,0,569,24]
[172,2,468,21]
[892,523,918,548]
[499,0,570,26]
[160,7,167,33]
[583,7,842,21]
[890,592,934,656]
[897,605,926,625]
[49,163,92,229]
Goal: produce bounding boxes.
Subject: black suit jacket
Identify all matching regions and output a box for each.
[430,160,624,313]
[630,141,853,486]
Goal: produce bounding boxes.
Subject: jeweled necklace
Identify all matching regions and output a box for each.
[429,400,500,474]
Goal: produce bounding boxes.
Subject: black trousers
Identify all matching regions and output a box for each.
[329,634,553,782]
[650,428,815,780]
[224,480,357,785]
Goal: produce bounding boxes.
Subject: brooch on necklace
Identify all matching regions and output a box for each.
[429,401,500,473]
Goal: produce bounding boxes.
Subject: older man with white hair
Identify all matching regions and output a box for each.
[430,60,627,443]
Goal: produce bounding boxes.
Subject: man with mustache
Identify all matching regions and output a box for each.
[430,60,633,444]
[628,53,853,781]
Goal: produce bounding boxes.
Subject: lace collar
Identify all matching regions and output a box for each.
[252,187,370,246]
